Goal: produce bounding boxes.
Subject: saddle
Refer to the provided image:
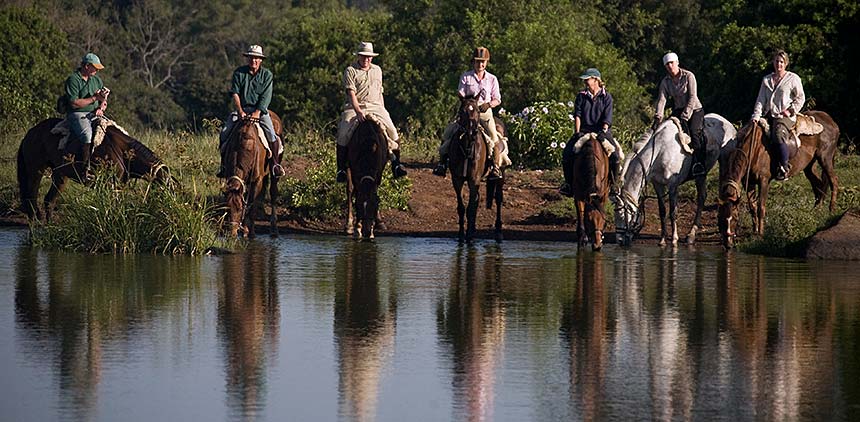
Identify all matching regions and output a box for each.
[220,117,274,159]
[341,113,397,154]
[755,113,823,156]
[668,117,693,154]
[51,117,129,153]
[572,132,625,160]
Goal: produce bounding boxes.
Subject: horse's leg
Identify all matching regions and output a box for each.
[494,178,503,242]
[667,185,680,246]
[654,185,668,246]
[21,171,43,221]
[346,172,354,235]
[466,181,480,242]
[757,180,770,236]
[268,175,278,237]
[576,199,586,248]
[816,153,839,212]
[247,181,264,239]
[454,178,466,242]
[687,176,707,244]
[44,173,67,222]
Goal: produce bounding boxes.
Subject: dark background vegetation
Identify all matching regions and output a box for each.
[2,0,858,149]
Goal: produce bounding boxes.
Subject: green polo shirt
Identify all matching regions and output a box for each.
[64,71,104,113]
[230,65,273,114]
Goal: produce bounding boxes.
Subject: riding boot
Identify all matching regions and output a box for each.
[391,149,408,179]
[609,153,622,198]
[336,145,348,183]
[559,152,575,197]
[691,147,706,177]
[433,154,448,177]
[79,144,93,183]
[270,140,286,178]
[487,144,502,180]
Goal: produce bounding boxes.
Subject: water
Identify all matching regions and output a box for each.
[1,229,859,421]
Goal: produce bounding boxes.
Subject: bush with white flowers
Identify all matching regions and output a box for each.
[500,100,576,170]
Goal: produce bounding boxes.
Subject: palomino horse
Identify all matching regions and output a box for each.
[223,111,283,238]
[571,135,610,251]
[615,113,737,246]
[718,110,839,249]
[445,95,505,242]
[345,119,388,239]
[17,117,172,221]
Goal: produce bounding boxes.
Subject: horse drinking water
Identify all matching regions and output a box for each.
[571,134,612,251]
[345,119,388,240]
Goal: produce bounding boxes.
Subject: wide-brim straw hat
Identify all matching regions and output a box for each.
[355,42,379,57]
[243,45,266,58]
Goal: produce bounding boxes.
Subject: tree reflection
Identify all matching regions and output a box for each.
[333,241,397,422]
[436,245,506,422]
[14,247,202,420]
[216,243,280,418]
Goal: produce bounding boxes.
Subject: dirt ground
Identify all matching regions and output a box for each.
[274,159,724,245]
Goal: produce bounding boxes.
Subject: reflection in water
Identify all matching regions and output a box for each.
[217,243,281,419]
[334,241,397,422]
[13,246,203,420]
[437,245,506,422]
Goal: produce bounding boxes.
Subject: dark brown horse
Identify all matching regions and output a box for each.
[345,119,388,240]
[572,135,610,251]
[445,95,505,242]
[718,110,839,249]
[223,112,283,238]
[17,117,172,221]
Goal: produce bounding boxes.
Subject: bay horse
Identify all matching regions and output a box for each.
[615,114,737,246]
[223,111,283,238]
[717,110,838,249]
[17,117,172,221]
[345,119,388,240]
[572,135,610,251]
[445,95,505,242]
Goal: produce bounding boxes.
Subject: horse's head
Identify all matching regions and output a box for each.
[614,192,642,247]
[224,176,247,238]
[355,175,380,239]
[457,94,480,137]
[718,196,739,250]
[585,197,606,251]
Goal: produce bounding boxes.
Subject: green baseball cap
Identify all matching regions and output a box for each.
[83,53,104,70]
[579,68,601,80]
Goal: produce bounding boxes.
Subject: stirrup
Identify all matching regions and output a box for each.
[691,162,705,177]
[272,163,286,178]
[486,166,502,181]
[336,169,347,183]
[392,164,407,179]
[432,162,447,177]
[558,183,573,197]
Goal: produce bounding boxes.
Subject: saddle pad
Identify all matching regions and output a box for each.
[572,132,622,159]
[795,114,824,136]
[669,117,693,154]
[52,117,129,151]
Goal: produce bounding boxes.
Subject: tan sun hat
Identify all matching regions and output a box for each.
[473,47,490,61]
[355,42,379,57]
[243,45,266,58]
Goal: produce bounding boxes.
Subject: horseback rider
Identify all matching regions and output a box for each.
[336,42,407,183]
[63,52,109,180]
[750,49,805,181]
[218,44,285,178]
[433,46,510,180]
[559,68,622,198]
[652,52,706,177]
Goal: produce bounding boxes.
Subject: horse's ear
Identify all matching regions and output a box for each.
[457,92,465,101]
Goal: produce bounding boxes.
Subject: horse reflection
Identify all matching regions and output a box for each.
[560,253,609,420]
[437,246,506,421]
[217,245,281,417]
[333,242,397,421]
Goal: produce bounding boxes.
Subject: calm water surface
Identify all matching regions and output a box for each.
[1,228,859,421]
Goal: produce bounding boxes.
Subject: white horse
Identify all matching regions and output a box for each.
[615,113,737,246]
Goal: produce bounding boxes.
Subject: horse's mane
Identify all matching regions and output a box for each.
[106,127,162,165]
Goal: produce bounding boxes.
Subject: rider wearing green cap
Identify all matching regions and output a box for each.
[63,52,108,179]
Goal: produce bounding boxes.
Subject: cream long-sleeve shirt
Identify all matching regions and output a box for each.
[751,71,805,121]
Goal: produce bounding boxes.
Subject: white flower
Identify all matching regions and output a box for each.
[499,108,506,115]
[550,142,558,148]
[522,108,530,115]
[531,123,537,129]
[560,142,567,148]
[542,106,549,114]
[567,101,575,108]
[568,114,574,121]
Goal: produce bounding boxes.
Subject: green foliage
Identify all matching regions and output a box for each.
[501,101,574,170]
[29,170,226,254]
[0,6,68,130]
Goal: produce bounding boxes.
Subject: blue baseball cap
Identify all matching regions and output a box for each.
[579,68,601,80]
[82,53,104,69]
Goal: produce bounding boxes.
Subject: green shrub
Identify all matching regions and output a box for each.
[502,101,575,170]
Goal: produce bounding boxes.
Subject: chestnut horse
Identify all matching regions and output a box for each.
[345,119,388,240]
[718,110,839,249]
[17,117,172,221]
[572,135,610,251]
[445,95,505,242]
[223,112,283,238]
